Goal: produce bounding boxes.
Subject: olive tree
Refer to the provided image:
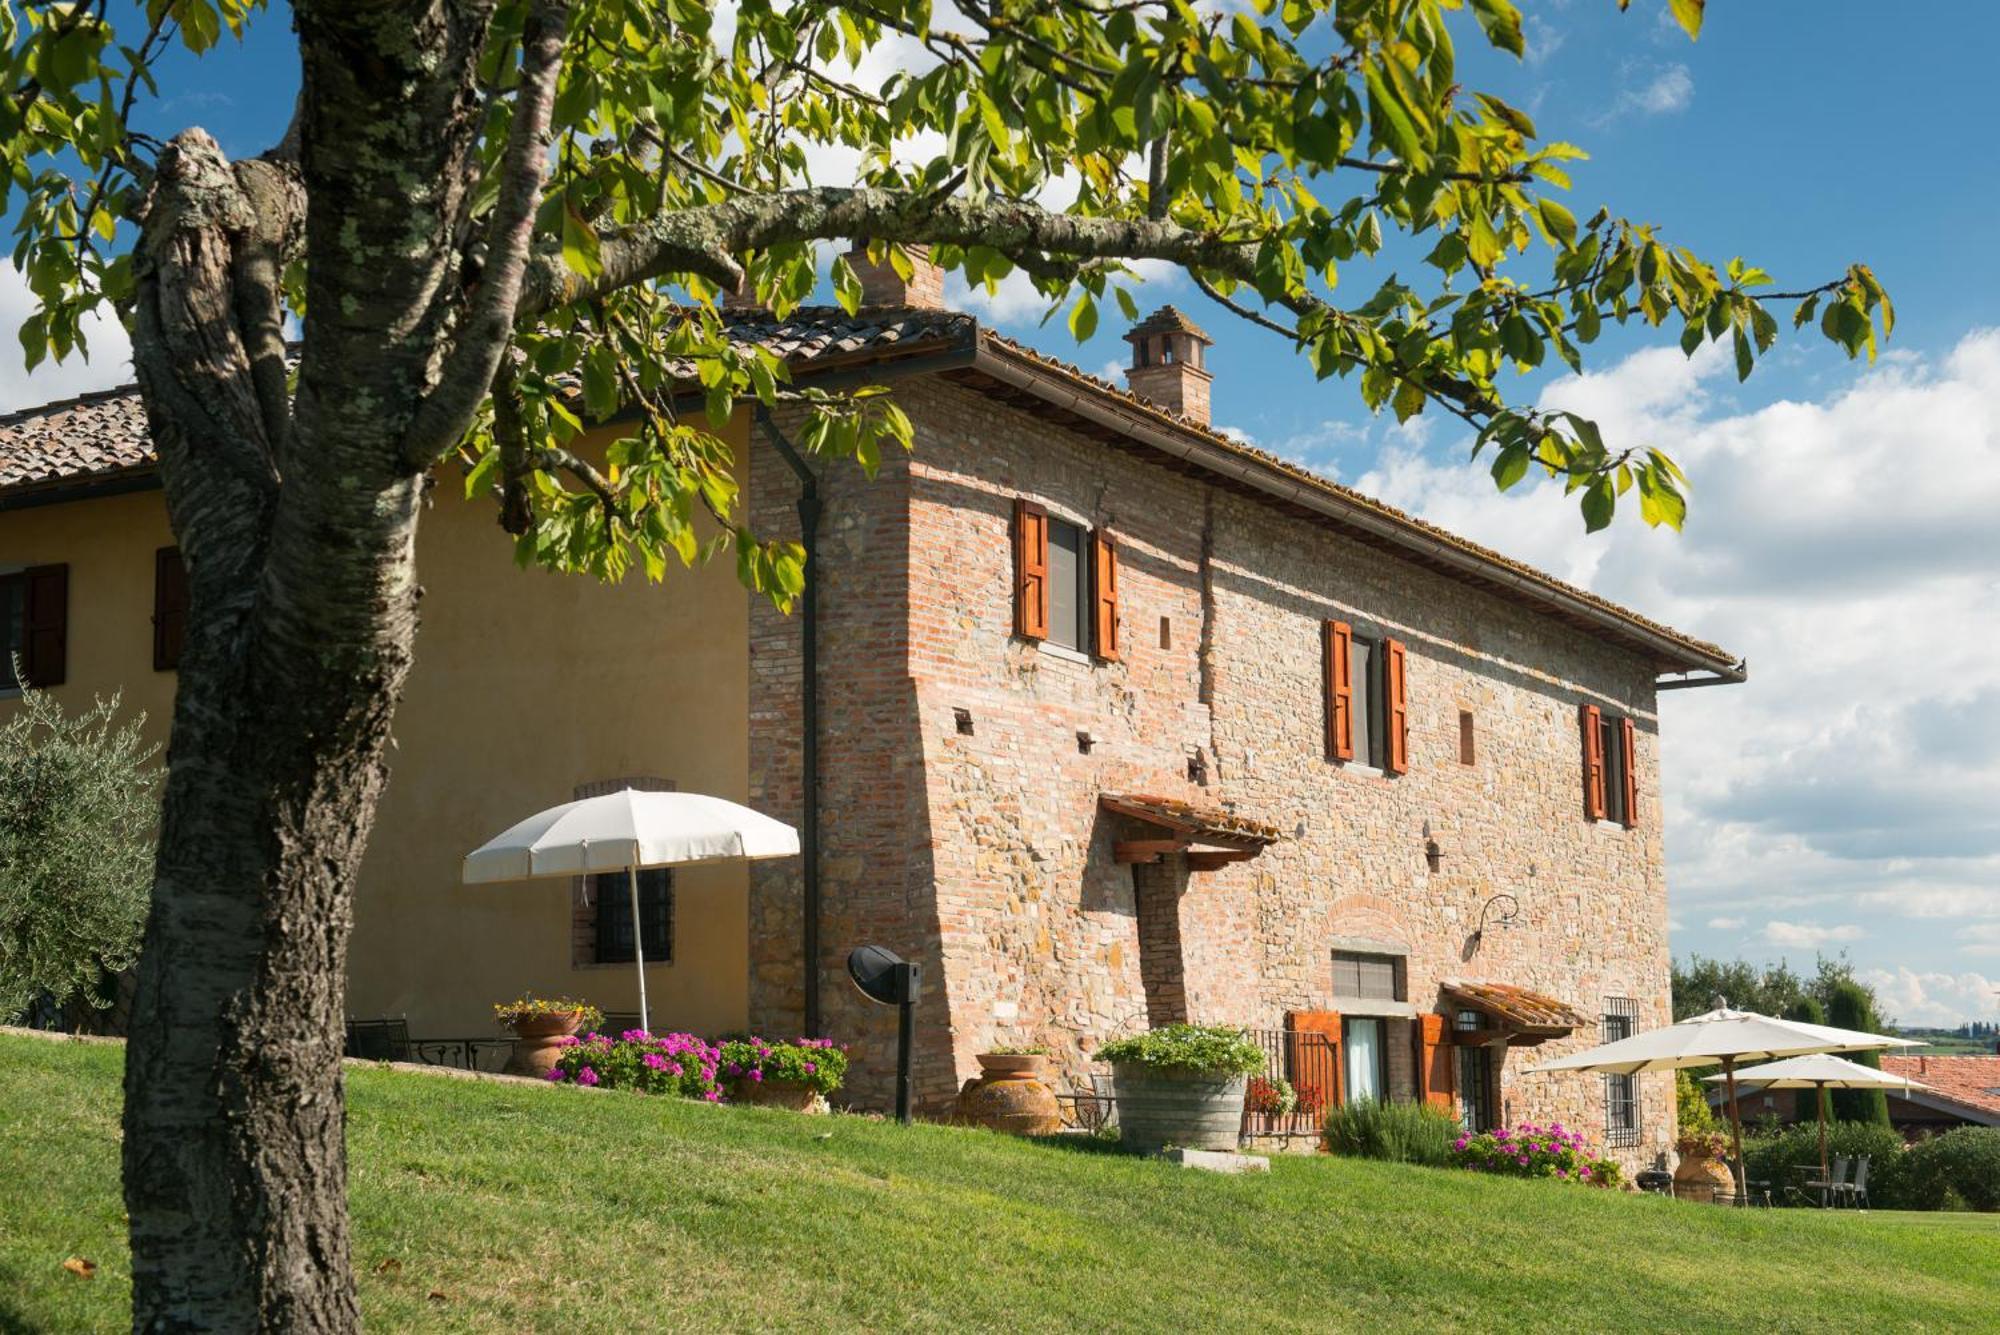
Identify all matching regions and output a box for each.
[0,680,158,1024]
[0,0,1889,1324]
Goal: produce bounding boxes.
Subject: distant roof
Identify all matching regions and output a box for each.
[0,302,1736,674]
[1882,1055,2000,1125]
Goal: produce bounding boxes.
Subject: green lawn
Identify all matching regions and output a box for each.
[3,1035,1996,1332]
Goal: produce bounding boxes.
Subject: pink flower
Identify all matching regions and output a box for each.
[546,1068,566,1082]
[577,1066,600,1087]
[749,1069,763,1082]
[557,1035,582,1047]
[643,1053,668,1070]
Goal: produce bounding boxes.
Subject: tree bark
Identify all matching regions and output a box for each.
[120,5,504,1328]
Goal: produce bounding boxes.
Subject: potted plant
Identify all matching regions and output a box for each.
[1673,1129,1736,1197]
[1095,1024,1264,1153]
[975,1043,1053,1084]
[717,1037,847,1113]
[494,996,602,1078]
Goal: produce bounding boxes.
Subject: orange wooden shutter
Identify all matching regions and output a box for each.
[1580,703,1606,820]
[1619,716,1639,829]
[1323,620,1353,761]
[22,563,68,687]
[1416,1013,1455,1112]
[1090,529,1120,661]
[154,547,190,672]
[1013,498,1048,640]
[1384,637,1408,775]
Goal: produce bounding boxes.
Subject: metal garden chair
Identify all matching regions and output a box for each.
[1802,1155,1851,1209]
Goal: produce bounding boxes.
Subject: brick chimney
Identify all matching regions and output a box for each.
[844,241,946,309]
[1123,304,1214,426]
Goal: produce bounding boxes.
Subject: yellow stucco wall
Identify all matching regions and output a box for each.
[1,416,753,1040]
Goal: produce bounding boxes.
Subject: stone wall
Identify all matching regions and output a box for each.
[756,373,1681,1168]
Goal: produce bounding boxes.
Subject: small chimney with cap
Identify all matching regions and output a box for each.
[1122,304,1214,426]
[844,241,947,309]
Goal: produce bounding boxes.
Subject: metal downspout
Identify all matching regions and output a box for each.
[757,405,824,1037]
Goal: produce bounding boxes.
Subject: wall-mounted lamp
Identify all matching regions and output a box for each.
[1422,819,1444,874]
[1469,892,1520,952]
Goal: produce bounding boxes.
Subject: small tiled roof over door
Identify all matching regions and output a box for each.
[1441,979,1587,1037]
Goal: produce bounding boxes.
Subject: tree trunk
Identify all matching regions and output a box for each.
[120,6,497,1327]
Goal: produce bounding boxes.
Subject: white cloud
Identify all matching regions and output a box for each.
[1215,425,1256,445]
[1349,328,2000,1025]
[1604,62,1694,120]
[0,265,131,412]
[948,258,1180,328]
[1706,916,1745,931]
[1763,921,1863,950]
[1863,967,2000,1029]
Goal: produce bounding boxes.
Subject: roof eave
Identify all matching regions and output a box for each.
[966,336,1741,682]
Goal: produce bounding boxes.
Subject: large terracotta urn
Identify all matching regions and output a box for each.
[1673,1142,1737,1200]
[954,1059,1063,1136]
[503,1010,586,1078]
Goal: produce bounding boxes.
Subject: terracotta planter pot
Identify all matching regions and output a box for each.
[954,1071,1063,1136]
[1673,1146,1737,1199]
[502,1010,587,1078]
[1111,1064,1247,1153]
[975,1053,1052,1084]
[733,1077,830,1114]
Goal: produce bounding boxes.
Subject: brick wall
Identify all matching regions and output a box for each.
[754,374,1679,1167]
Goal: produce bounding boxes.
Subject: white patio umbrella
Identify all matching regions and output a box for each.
[462,788,799,1033]
[1705,1053,1933,1182]
[1526,1006,1921,1202]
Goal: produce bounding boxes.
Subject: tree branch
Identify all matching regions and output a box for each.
[401,0,572,469]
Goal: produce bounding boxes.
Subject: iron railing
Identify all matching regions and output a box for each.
[1241,1027,1338,1139]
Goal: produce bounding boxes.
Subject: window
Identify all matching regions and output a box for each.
[1323,621,1406,773]
[1458,710,1475,765]
[1046,516,1087,651]
[1457,1045,1495,1131]
[1343,1016,1387,1104]
[591,867,673,965]
[1602,998,1641,1147]
[0,564,66,690]
[154,547,190,672]
[1332,950,1405,1002]
[1012,498,1119,660]
[1579,704,1639,827]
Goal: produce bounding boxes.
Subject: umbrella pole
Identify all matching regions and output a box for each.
[1722,1056,1746,1207]
[1817,1081,1829,1184]
[628,864,650,1034]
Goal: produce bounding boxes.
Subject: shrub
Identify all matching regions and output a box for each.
[1902,1128,2000,1212]
[1675,1069,1717,1139]
[717,1036,848,1096]
[1323,1099,1460,1166]
[986,1044,1049,1056]
[1451,1121,1617,1185]
[550,1030,723,1100]
[1741,1122,1909,1207]
[1096,1024,1264,1077]
[0,684,158,1023]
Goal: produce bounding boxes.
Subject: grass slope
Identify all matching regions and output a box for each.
[3,1035,1996,1332]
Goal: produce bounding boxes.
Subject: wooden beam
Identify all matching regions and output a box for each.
[1186,849,1258,871]
[1115,839,1186,864]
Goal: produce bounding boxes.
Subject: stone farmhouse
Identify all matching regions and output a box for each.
[0,247,1742,1170]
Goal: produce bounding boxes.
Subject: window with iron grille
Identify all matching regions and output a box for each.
[591,867,673,965]
[1332,950,1405,1002]
[1602,996,1641,1147]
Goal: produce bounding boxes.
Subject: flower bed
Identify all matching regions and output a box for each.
[718,1036,847,1096]
[547,1030,848,1105]
[1452,1122,1621,1187]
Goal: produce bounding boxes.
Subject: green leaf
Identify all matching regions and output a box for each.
[582,345,618,419]
[1580,476,1615,532]
[561,205,603,280]
[1068,293,1098,343]
[1469,0,1527,57]
[1536,198,1576,249]
[831,256,863,317]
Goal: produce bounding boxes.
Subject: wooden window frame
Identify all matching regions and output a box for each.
[1580,703,1607,821]
[2,563,67,689]
[1582,706,1639,827]
[1013,498,1049,641]
[1090,528,1120,662]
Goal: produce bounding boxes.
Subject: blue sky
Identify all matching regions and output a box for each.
[6,4,1997,1026]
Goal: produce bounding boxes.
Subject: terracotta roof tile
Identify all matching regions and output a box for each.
[0,386,153,494]
[1442,979,1587,1034]
[1098,793,1284,844]
[1882,1055,2000,1120]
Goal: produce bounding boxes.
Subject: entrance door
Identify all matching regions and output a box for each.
[1343,1017,1385,1104]
[1457,1045,1495,1131]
